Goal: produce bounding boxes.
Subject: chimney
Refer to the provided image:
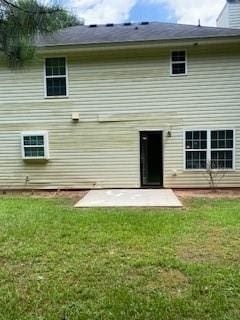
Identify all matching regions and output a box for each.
[217,0,240,28]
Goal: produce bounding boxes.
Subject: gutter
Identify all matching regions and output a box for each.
[36,35,240,54]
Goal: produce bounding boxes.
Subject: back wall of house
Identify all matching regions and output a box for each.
[0,43,239,189]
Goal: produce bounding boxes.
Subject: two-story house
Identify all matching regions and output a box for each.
[0,0,240,190]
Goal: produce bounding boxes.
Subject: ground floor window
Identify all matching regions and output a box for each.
[185,129,234,170]
[21,131,49,160]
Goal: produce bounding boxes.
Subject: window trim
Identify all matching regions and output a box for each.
[21,131,49,160]
[44,57,69,99]
[183,129,236,171]
[170,50,188,77]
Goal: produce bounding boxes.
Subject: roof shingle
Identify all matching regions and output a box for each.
[36,21,240,48]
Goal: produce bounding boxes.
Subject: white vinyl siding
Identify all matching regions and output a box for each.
[229,3,240,28]
[217,2,240,28]
[0,42,239,189]
[217,4,229,28]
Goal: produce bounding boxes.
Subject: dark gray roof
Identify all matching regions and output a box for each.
[36,21,240,48]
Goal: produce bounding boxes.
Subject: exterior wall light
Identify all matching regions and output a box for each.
[167,131,172,138]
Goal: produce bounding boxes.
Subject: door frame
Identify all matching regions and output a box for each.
[139,130,164,188]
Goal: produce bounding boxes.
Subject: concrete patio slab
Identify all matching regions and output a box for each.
[75,189,183,208]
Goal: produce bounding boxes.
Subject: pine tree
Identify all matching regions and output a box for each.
[0,0,81,67]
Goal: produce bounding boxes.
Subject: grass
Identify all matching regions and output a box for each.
[0,196,240,320]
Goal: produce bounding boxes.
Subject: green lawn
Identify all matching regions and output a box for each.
[0,196,240,320]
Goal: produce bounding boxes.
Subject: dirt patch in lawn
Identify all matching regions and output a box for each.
[157,269,189,296]
[175,189,240,199]
[0,190,87,203]
[1,189,240,203]
[176,229,240,264]
[125,266,190,296]
[145,268,190,296]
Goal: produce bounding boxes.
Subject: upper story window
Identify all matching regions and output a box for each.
[185,129,235,170]
[21,131,49,160]
[45,57,68,97]
[171,50,187,76]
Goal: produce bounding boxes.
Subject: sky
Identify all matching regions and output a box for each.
[64,0,226,27]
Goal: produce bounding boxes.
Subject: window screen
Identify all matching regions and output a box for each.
[185,130,234,170]
[211,130,234,169]
[171,51,187,75]
[45,58,67,97]
[185,131,207,169]
[22,132,48,159]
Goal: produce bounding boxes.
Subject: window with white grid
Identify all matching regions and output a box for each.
[21,132,49,160]
[211,130,234,169]
[185,129,234,170]
[171,51,187,76]
[45,57,67,97]
[185,131,207,169]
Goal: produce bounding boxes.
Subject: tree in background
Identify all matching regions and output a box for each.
[0,0,81,67]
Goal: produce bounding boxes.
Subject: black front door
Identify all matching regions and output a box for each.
[140,131,163,187]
